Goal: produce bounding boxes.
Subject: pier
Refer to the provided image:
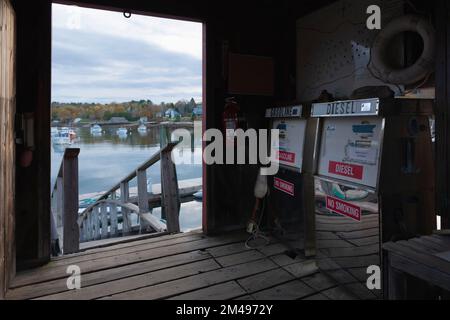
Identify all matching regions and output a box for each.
[7,230,371,300]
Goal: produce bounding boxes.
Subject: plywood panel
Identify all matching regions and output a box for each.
[0,0,15,299]
[296,0,404,101]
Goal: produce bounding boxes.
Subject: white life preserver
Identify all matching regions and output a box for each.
[370,15,435,85]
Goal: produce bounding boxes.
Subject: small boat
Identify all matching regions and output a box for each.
[116,127,128,136]
[90,124,102,135]
[51,127,59,138]
[52,130,72,146]
[137,124,147,133]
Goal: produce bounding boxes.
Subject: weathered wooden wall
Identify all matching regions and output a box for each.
[0,0,15,299]
[435,0,450,229]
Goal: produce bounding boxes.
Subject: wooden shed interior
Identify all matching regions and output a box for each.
[1,0,450,300]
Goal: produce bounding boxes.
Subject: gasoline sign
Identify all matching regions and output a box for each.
[272,119,307,171]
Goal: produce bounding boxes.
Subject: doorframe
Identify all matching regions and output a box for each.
[0,0,16,299]
[53,0,210,233]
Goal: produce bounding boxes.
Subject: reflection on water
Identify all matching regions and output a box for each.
[51,126,203,231]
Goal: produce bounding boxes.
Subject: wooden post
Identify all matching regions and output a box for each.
[87,211,93,241]
[94,207,100,240]
[62,148,80,255]
[101,204,108,239]
[80,220,85,243]
[160,125,169,149]
[110,204,118,236]
[161,145,180,233]
[120,182,131,235]
[137,169,150,230]
[56,177,63,229]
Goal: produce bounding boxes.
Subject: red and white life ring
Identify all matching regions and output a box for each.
[370,15,435,85]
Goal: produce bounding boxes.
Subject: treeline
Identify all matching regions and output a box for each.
[51,98,199,122]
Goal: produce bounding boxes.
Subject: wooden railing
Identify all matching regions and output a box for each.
[78,141,181,243]
[50,148,80,255]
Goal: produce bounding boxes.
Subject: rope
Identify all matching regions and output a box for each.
[245,198,270,250]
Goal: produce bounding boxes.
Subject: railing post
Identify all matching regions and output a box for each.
[110,204,118,236]
[62,148,80,255]
[87,210,93,241]
[137,169,151,231]
[94,206,100,240]
[101,204,108,239]
[120,182,131,235]
[161,145,180,233]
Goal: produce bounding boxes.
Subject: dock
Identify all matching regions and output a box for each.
[6,230,369,300]
[79,178,203,209]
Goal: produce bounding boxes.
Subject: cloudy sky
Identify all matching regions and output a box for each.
[52,4,203,103]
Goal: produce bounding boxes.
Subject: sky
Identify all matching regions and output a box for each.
[52,4,203,104]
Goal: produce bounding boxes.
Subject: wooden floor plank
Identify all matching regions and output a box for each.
[303,293,329,300]
[33,245,269,300]
[237,268,295,293]
[7,250,211,300]
[101,259,278,300]
[37,259,221,300]
[53,230,203,261]
[169,281,246,300]
[8,230,332,301]
[336,228,379,240]
[206,242,251,258]
[12,233,249,288]
[317,240,356,249]
[48,233,206,267]
[323,269,360,285]
[269,253,305,267]
[282,261,318,279]
[343,283,377,300]
[251,280,314,300]
[216,250,265,268]
[301,273,337,292]
[79,232,169,251]
[321,244,379,258]
[322,286,357,300]
[256,243,287,257]
[234,295,255,301]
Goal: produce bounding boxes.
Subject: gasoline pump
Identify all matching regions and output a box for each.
[263,104,318,257]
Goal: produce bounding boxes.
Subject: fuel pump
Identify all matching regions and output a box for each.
[311,98,435,299]
[265,104,318,257]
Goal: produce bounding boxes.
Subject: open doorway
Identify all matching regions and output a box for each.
[50,3,204,254]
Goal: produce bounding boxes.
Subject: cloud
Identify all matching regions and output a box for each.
[51,4,202,103]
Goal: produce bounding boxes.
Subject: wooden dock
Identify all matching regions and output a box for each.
[5,230,367,300]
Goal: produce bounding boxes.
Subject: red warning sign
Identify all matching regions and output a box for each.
[326,196,361,222]
[277,151,296,164]
[328,161,363,180]
[274,178,295,196]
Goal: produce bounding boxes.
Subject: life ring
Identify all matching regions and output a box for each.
[370,15,435,85]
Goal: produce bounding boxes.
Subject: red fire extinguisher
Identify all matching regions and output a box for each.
[223,97,240,144]
[223,97,240,131]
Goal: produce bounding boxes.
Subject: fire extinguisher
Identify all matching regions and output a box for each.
[223,97,241,145]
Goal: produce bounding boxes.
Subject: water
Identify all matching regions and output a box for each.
[51,125,203,231]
